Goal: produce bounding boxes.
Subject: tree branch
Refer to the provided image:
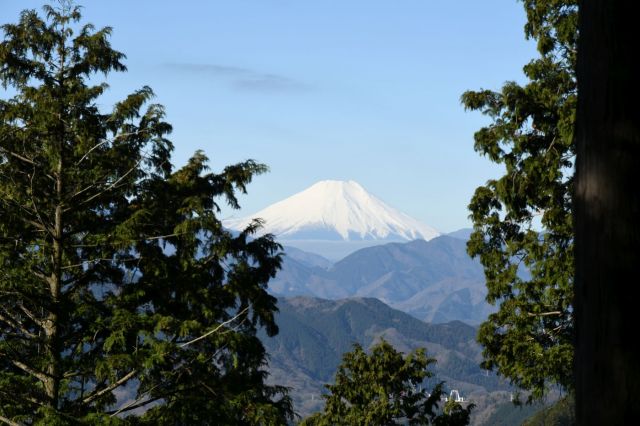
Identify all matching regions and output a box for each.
[81,369,137,405]
[80,157,144,206]
[106,308,249,416]
[179,307,249,348]
[0,148,37,166]
[108,391,163,416]
[526,311,562,317]
[0,309,37,338]
[75,131,146,166]
[20,217,49,232]
[0,415,22,426]
[9,359,50,383]
[0,389,45,409]
[17,304,45,329]
[75,139,111,165]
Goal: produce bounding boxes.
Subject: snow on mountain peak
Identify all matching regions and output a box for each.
[224,180,440,242]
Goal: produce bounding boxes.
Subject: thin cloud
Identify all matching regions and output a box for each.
[164,62,311,93]
[233,73,310,93]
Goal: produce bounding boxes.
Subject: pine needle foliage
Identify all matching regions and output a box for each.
[0,3,292,424]
[461,0,577,400]
[301,340,473,426]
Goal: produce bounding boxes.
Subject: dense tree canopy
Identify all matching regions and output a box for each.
[0,4,291,424]
[461,0,577,400]
[301,340,473,426]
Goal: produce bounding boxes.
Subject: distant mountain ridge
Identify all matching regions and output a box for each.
[224,180,440,259]
[447,228,473,241]
[271,235,495,325]
[261,296,513,422]
[283,246,333,270]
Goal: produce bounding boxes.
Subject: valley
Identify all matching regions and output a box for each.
[260,296,537,424]
[231,180,543,423]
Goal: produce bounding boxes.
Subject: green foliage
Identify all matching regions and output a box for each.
[0,3,291,424]
[461,0,577,400]
[300,340,473,426]
[522,394,575,426]
[265,297,502,389]
[434,400,473,426]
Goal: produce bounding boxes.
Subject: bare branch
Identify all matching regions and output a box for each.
[68,181,100,201]
[61,256,143,270]
[0,309,37,338]
[80,157,144,206]
[108,387,162,417]
[75,131,146,166]
[75,139,111,165]
[0,147,37,166]
[199,380,217,397]
[9,359,50,383]
[30,268,52,284]
[81,369,137,405]
[66,231,187,249]
[17,304,45,328]
[20,217,49,232]
[526,311,562,317]
[179,307,249,348]
[0,415,22,426]
[63,370,83,379]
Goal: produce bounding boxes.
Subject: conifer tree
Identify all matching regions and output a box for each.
[301,340,473,426]
[0,3,291,424]
[461,0,577,400]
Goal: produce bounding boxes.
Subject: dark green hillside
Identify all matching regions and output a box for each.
[522,395,574,425]
[268,297,481,380]
[482,401,546,426]
[266,301,340,381]
[261,296,514,419]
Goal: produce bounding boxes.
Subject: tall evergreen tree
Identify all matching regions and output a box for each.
[0,4,291,424]
[461,0,577,400]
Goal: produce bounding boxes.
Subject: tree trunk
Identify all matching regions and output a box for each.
[44,157,63,409]
[575,0,640,424]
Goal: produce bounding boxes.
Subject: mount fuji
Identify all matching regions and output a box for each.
[224,180,440,260]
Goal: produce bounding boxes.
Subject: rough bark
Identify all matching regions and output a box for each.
[575,0,640,423]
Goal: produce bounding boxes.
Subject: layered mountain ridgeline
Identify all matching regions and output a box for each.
[274,235,495,325]
[260,296,516,422]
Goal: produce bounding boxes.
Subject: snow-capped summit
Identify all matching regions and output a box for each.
[224,180,440,243]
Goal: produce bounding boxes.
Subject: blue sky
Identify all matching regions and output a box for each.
[1,1,537,232]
